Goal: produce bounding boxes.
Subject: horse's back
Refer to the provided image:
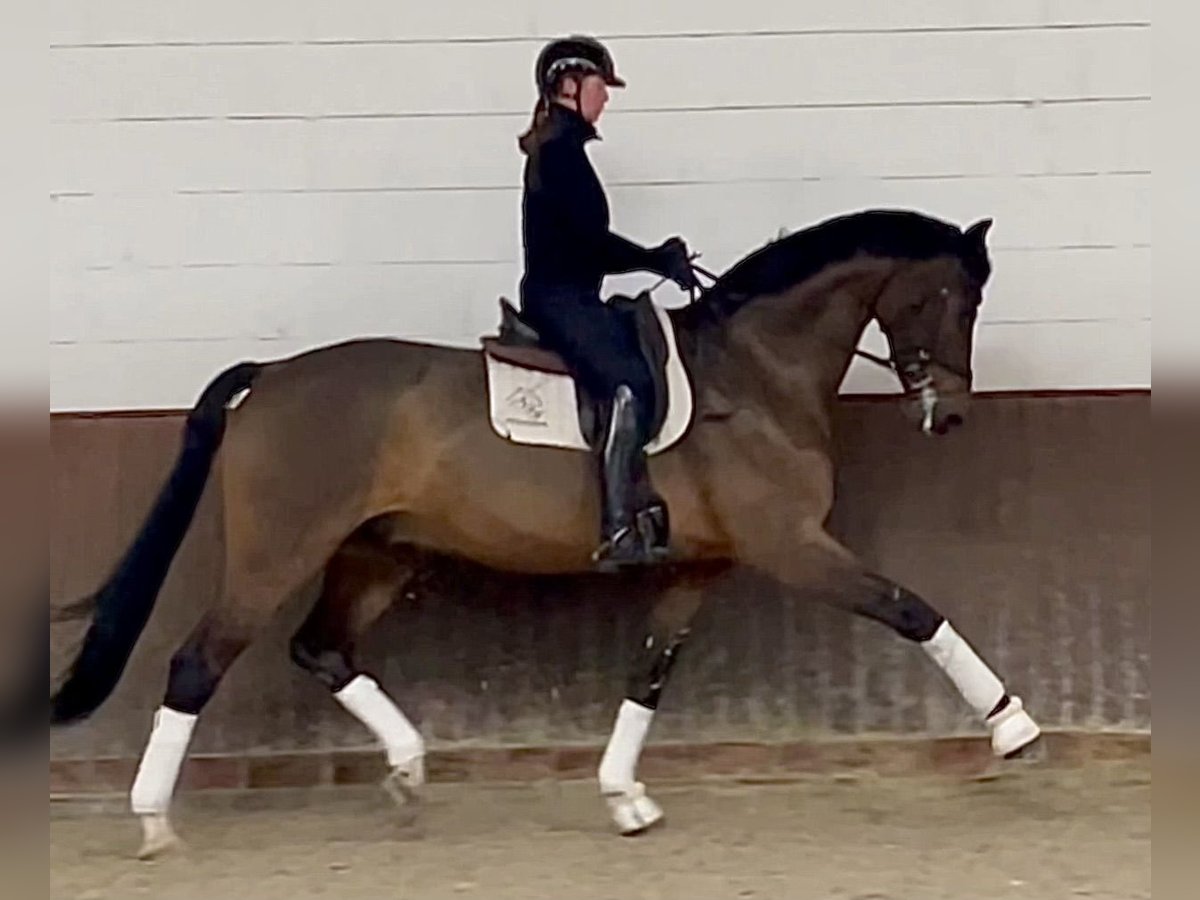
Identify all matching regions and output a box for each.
[263,336,475,385]
[232,337,477,420]
[221,337,483,492]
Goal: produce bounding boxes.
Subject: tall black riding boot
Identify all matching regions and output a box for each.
[592,385,670,571]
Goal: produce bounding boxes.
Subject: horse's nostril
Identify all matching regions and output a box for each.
[947,414,964,428]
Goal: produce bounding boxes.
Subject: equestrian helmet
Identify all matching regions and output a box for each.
[534,35,626,97]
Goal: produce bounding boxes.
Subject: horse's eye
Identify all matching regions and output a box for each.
[939,287,951,298]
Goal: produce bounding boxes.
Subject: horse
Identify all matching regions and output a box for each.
[49,208,1044,859]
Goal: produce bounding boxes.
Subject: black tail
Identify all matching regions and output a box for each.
[49,362,261,725]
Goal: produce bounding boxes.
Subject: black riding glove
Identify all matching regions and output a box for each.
[652,237,701,292]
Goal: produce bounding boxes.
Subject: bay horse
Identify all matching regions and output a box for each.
[50,209,1043,859]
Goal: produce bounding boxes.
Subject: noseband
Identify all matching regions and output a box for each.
[855,344,974,435]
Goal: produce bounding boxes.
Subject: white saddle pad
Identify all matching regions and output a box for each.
[484,302,694,455]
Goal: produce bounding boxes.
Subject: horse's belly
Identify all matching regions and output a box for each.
[392,420,726,574]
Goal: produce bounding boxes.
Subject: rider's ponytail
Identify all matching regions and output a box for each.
[517,98,551,157]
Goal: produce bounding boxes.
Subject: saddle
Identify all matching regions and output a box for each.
[480,293,694,455]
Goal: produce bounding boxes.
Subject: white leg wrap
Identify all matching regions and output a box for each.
[921,621,1006,719]
[598,699,655,793]
[598,700,662,835]
[923,621,1042,756]
[130,706,197,816]
[334,675,424,771]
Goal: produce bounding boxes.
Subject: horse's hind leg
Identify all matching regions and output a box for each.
[289,536,425,809]
[129,521,354,860]
[130,585,305,859]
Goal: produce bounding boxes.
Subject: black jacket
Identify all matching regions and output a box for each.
[519,104,663,305]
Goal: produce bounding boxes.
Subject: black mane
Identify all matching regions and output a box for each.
[694,209,989,317]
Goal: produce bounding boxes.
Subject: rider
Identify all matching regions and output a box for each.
[516,35,700,570]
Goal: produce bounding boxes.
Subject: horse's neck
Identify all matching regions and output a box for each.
[702,260,889,434]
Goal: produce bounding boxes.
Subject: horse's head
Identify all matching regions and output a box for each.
[872,217,993,435]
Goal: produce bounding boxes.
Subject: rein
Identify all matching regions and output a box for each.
[674,258,947,434]
[649,256,966,435]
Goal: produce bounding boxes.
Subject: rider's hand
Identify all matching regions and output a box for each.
[653,237,701,292]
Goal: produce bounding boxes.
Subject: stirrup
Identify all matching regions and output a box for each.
[592,513,669,572]
[635,504,670,557]
[592,525,653,572]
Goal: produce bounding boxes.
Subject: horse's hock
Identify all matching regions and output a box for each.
[48,393,1149,794]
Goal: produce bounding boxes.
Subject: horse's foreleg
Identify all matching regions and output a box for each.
[598,571,722,835]
[755,534,1042,760]
[289,538,426,809]
[847,570,1042,758]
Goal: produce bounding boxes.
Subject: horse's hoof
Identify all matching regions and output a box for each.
[988,696,1042,758]
[381,760,424,809]
[136,815,181,861]
[604,783,664,836]
[1003,733,1048,764]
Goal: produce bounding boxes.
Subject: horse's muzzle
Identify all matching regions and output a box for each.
[919,391,969,435]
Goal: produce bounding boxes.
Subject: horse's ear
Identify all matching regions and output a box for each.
[965,218,993,248]
[962,218,994,290]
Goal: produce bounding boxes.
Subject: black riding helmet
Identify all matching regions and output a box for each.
[534,35,626,98]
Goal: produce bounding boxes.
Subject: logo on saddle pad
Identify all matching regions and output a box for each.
[481,297,695,455]
[502,384,548,426]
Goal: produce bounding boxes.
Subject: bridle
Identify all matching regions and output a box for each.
[654,258,967,435]
[853,339,972,436]
[852,346,941,434]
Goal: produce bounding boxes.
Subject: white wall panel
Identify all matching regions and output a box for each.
[50,99,1150,197]
[50,339,323,412]
[982,246,1149,323]
[48,5,1151,410]
[52,28,1149,122]
[50,261,513,344]
[50,245,1148,353]
[50,173,1148,271]
[972,318,1150,390]
[50,2,1151,46]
